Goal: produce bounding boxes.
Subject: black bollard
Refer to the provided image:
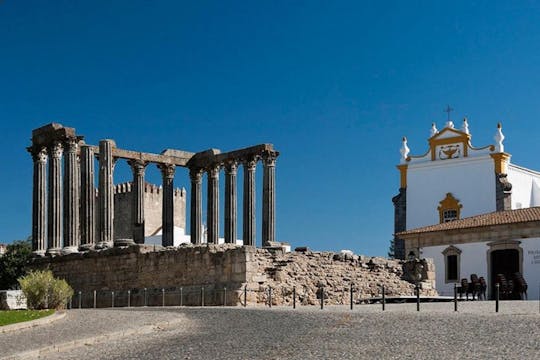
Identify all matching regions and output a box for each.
[93,290,97,309]
[162,288,165,307]
[128,290,131,308]
[454,283,457,312]
[144,288,148,307]
[224,287,227,306]
[495,283,500,313]
[320,287,324,310]
[268,286,272,308]
[350,284,354,310]
[79,291,82,309]
[111,291,115,308]
[382,285,386,311]
[416,284,420,312]
[244,286,247,307]
[293,287,296,309]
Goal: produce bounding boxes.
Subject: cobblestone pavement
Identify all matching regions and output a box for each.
[2,301,539,359]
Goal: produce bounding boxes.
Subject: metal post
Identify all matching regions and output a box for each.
[293,287,296,309]
[111,291,114,308]
[127,290,131,308]
[382,285,386,311]
[495,283,500,313]
[454,283,457,312]
[69,296,72,310]
[93,290,96,309]
[350,284,353,310]
[416,283,420,312]
[244,286,247,307]
[144,288,147,307]
[162,288,165,307]
[78,291,82,309]
[223,287,227,306]
[180,287,183,307]
[320,287,324,310]
[201,287,205,307]
[268,286,272,308]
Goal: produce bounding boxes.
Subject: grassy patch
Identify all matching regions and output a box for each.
[0,309,55,326]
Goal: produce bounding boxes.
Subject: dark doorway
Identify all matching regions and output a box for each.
[490,249,520,299]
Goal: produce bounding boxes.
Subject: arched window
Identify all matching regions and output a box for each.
[442,245,462,283]
[437,193,462,223]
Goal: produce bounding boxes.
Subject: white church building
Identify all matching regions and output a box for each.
[394,118,540,300]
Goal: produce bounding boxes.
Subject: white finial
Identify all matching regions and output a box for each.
[445,120,454,129]
[400,137,410,164]
[430,123,438,137]
[462,117,469,134]
[494,122,504,152]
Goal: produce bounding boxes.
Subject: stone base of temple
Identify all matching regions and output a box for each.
[61,246,79,255]
[114,238,136,247]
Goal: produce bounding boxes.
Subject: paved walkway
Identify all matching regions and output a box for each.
[1,301,539,359]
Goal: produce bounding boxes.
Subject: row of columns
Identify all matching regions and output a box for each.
[31,136,277,255]
[189,151,277,247]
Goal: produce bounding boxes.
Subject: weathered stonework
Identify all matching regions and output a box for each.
[31,246,436,307]
[392,187,406,260]
[495,173,512,211]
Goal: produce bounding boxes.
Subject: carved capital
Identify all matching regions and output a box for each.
[242,156,259,171]
[49,141,63,160]
[207,164,220,179]
[158,163,176,180]
[262,151,278,167]
[224,160,238,175]
[189,167,203,183]
[128,159,147,177]
[64,138,78,154]
[32,147,48,164]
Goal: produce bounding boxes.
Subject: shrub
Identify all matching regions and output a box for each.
[0,239,32,289]
[18,270,74,310]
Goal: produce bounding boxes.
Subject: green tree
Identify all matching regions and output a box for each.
[0,239,32,289]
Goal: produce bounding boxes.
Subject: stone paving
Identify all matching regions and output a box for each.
[1,301,539,359]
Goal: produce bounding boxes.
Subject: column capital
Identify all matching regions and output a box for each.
[207,164,220,179]
[128,159,148,176]
[159,163,176,179]
[189,167,203,183]
[64,137,79,154]
[31,147,48,164]
[262,151,278,167]
[242,156,259,170]
[49,141,63,159]
[224,160,238,175]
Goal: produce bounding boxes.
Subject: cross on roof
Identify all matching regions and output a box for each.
[444,105,453,121]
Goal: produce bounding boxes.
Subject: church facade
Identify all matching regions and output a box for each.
[393,119,540,299]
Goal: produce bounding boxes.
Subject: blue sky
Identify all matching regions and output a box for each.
[2,1,540,256]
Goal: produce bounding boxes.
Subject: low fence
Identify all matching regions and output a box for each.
[67,282,534,313]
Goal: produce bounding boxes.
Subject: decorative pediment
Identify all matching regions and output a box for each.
[429,127,471,161]
[430,127,470,141]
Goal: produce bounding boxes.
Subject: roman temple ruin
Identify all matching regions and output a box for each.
[27,123,279,254]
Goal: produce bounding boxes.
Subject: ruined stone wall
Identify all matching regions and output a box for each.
[244,249,436,306]
[113,182,187,239]
[31,246,436,307]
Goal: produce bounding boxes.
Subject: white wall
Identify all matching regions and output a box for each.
[507,165,540,209]
[422,238,540,299]
[407,156,496,230]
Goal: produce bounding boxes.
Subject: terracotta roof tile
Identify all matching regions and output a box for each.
[396,207,540,236]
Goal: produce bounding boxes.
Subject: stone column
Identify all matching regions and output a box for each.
[31,147,47,256]
[80,145,95,250]
[242,157,257,246]
[224,161,238,244]
[189,168,203,244]
[47,141,63,255]
[62,138,80,254]
[262,152,277,247]
[129,160,147,244]
[159,163,175,247]
[97,139,116,248]
[207,164,220,244]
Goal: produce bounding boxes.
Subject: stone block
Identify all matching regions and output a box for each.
[0,290,27,310]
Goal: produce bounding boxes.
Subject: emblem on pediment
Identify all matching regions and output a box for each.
[438,144,462,160]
